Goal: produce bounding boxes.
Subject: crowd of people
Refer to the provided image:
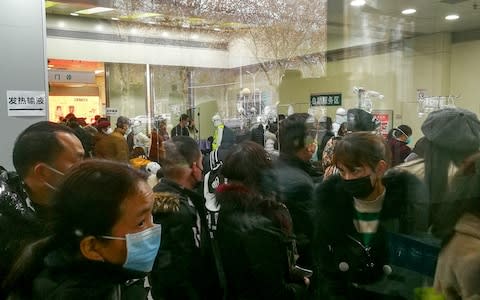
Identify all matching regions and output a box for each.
[1,106,480,299]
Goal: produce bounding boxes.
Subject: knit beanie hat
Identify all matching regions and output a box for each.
[346,108,380,132]
[421,107,480,152]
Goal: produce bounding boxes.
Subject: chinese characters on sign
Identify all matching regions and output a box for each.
[7,90,46,117]
[310,93,342,106]
[106,107,119,116]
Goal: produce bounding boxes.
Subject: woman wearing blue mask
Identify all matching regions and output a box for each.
[387,124,413,167]
[3,160,161,299]
[313,132,428,299]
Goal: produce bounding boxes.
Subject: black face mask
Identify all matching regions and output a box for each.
[341,175,374,199]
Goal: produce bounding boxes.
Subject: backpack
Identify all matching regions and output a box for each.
[203,150,225,234]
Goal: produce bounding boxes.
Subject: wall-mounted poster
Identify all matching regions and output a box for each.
[372,110,393,138]
[49,96,100,124]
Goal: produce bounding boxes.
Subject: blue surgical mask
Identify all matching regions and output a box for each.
[101,224,162,273]
[406,136,412,144]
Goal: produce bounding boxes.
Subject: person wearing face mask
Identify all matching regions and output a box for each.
[150,136,220,300]
[0,122,84,291]
[387,125,413,167]
[2,160,160,299]
[313,132,429,299]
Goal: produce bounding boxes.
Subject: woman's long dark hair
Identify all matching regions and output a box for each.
[424,140,479,226]
[218,141,292,235]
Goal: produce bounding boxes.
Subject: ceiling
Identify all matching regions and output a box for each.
[45,0,480,34]
[44,0,480,71]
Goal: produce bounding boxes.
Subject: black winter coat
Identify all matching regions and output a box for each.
[31,250,149,300]
[150,179,219,300]
[0,168,49,285]
[313,169,429,299]
[273,156,319,270]
[215,183,308,300]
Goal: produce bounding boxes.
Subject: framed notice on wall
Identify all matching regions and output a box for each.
[372,110,393,138]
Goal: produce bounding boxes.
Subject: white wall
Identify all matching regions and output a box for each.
[48,37,231,69]
[0,0,48,169]
[450,39,480,114]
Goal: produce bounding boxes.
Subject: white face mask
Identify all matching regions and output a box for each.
[103,127,114,135]
[42,164,65,191]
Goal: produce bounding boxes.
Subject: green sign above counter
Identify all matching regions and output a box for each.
[310,93,342,106]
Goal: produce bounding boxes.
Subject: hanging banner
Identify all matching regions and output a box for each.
[7,90,47,117]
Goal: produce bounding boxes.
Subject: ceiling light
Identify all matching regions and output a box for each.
[75,7,115,15]
[95,70,104,74]
[402,8,416,15]
[191,34,199,40]
[58,21,65,28]
[182,22,190,28]
[70,13,79,16]
[161,31,169,37]
[48,64,54,68]
[95,24,103,31]
[130,28,138,34]
[350,0,366,7]
[213,27,221,31]
[445,14,459,20]
[147,21,156,25]
[111,17,120,21]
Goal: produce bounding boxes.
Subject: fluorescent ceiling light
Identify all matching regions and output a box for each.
[75,7,114,15]
[161,31,169,37]
[213,27,221,31]
[402,8,416,15]
[147,21,156,25]
[95,70,104,74]
[111,17,120,21]
[48,64,54,68]
[58,21,65,28]
[350,0,366,7]
[95,24,103,31]
[191,34,199,40]
[445,14,459,20]
[70,13,79,16]
[130,28,138,34]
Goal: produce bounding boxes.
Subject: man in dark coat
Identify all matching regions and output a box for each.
[0,122,84,287]
[150,136,219,300]
[272,113,321,290]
